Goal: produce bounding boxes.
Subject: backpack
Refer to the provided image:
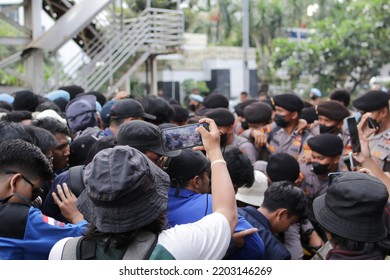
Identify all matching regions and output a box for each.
[68,165,85,197]
[61,231,158,260]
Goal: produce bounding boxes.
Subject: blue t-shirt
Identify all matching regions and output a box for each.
[167,187,265,260]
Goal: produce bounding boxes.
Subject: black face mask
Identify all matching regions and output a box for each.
[220,133,228,147]
[274,114,290,128]
[241,121,249,130]
[311,162,330,175]
[319,124,337,134]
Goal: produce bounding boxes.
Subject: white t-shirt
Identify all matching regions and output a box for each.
[49,212,231,260]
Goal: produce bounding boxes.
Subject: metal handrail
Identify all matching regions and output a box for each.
[51,7,183,91]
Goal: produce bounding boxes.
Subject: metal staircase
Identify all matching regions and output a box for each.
[42,0,103,51]
[0,1,184,94]
[49,7,184,92]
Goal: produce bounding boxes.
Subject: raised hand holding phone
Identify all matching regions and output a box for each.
[161,123,209,152]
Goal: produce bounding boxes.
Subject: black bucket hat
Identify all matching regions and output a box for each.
[313,172,388,242]
[77,145,170,233]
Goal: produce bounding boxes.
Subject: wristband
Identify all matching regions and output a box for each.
[211,159,227,168]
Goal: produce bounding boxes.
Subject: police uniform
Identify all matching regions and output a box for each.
[299,134,343,238]
[239,122,276,161]
[316,100,351,155]
[268,94,312,160]
[368,129,390,172]
[299,163,328,220]
[236,102,274,162]
[352,90,390,172]
[268,127,312,160]
[204,108,260,164]
[232,134,258,164]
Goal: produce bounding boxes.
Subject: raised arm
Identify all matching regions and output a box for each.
[354,113,390,195]
[196,118,238,233]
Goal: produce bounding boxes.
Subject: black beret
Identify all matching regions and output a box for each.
[273,93,304,113]
[307,134,343,157]
[204,108,235,126]
[262,97,276,110]
[171,104,189,123]
[318,100,350,121]
[243,102,272,124]
[234,99,257,116]
[202,93,229,109]
[300,106,318,124]
[352,90,390,112]
[266,153,300,183]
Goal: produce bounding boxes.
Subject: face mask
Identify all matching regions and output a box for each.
[220,133,228,147]
[241,121,249,130]
[274,114,289,128]
[311,162,329,175]
[319,124,337,134]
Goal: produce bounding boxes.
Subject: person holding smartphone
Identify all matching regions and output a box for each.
[352,90,390,172]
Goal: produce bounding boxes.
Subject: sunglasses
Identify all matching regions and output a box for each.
[5,170,45,193]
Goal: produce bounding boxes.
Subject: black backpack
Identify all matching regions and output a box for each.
[61,231,158,260]
[68,165,85,197]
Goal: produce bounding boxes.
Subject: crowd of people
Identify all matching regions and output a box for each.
[0,84,389,260]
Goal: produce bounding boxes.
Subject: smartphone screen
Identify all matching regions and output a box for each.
[161,123,208,152]
[346,116,361,153]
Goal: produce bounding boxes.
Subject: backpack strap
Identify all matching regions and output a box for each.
[61,236,84,260]
[122,231,158,260]
[68,165,85,197]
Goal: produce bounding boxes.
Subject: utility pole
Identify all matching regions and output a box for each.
[242,0,250,93]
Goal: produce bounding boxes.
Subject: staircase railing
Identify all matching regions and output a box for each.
[51,7,184,92]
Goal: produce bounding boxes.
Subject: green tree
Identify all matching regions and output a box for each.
[271,0,390,95]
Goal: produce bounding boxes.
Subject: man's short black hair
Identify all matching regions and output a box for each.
[33,117,69,135]
[0,121,32,143]
[24,125,58,155]
[330,88,351,107]
[223,145,254,188]
[262,181,307,218]
[0,139,53,181]
[0,101,12,112]
[35,101,62,114]
[1,110,32,123]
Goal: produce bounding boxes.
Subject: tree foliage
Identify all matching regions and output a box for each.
[271,0,390,95]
